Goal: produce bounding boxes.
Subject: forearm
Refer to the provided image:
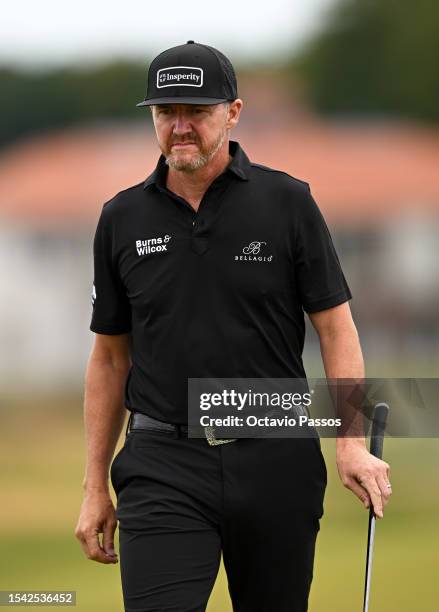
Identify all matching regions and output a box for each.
[318,326,366,448]
[82,354,130,493]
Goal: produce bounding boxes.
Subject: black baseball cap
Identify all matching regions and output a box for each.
[136,40,238,107]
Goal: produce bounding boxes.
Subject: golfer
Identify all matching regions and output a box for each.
[75,41,392,611]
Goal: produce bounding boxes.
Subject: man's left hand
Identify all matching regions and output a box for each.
[336,441,392,518]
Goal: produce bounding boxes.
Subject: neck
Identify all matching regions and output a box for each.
[166,140,232,209]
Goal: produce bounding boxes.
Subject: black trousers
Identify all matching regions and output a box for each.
[110,428,327,612]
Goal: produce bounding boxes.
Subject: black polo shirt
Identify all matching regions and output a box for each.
[90,140,352,424]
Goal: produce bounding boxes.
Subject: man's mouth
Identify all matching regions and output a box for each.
[171,142,197,148]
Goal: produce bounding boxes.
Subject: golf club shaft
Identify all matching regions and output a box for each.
[363,402,389,612]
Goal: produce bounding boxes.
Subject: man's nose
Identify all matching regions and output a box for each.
[172,113,193,134]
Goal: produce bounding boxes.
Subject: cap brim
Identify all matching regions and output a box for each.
[136,96,228,107]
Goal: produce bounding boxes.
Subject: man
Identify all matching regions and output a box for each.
[75,41,392,611]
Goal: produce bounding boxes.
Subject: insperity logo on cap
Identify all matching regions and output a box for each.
[157,66,203,88]
[136,40,238,107]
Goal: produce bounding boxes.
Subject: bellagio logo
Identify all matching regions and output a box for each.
[235,241,273,263]
[136,234,172,256]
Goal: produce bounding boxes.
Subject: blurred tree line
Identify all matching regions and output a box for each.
[292,0,439,122]
[0,61,149,148]
[1,0,438,149]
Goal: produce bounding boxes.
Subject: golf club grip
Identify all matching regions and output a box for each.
[369,403,389,458]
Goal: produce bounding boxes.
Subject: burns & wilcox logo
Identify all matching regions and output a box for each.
[136,234,171,256]
[235,241,273,263]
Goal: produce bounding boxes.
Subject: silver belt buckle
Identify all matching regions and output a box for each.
[204,425,237,446]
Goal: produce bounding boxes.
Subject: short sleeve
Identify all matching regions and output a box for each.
[294,186,352,313]
[89,205,132,334]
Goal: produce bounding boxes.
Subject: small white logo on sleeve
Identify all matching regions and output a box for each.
[136,234,172,256]
[157,66,203,88]
[91,284,96,305]
[235,240,273,262]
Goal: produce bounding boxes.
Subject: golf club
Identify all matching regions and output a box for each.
[363,402,389,612]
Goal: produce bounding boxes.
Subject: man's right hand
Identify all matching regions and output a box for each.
[75,490,119,564]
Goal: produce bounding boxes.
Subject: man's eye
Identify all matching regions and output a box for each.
[193,108,207,114]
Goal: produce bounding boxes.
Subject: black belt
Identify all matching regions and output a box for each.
[126,411,237,446]
[128,412,189,438]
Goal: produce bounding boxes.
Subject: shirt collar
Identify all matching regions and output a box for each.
[143,140,251,190]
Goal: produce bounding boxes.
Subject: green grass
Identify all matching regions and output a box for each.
[1,397,438,611]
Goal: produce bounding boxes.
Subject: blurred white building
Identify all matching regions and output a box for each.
[1,113,439,389]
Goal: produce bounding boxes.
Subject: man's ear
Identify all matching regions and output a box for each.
[226,99,243,130]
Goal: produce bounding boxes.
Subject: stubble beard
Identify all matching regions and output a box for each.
[164,125,228,173]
